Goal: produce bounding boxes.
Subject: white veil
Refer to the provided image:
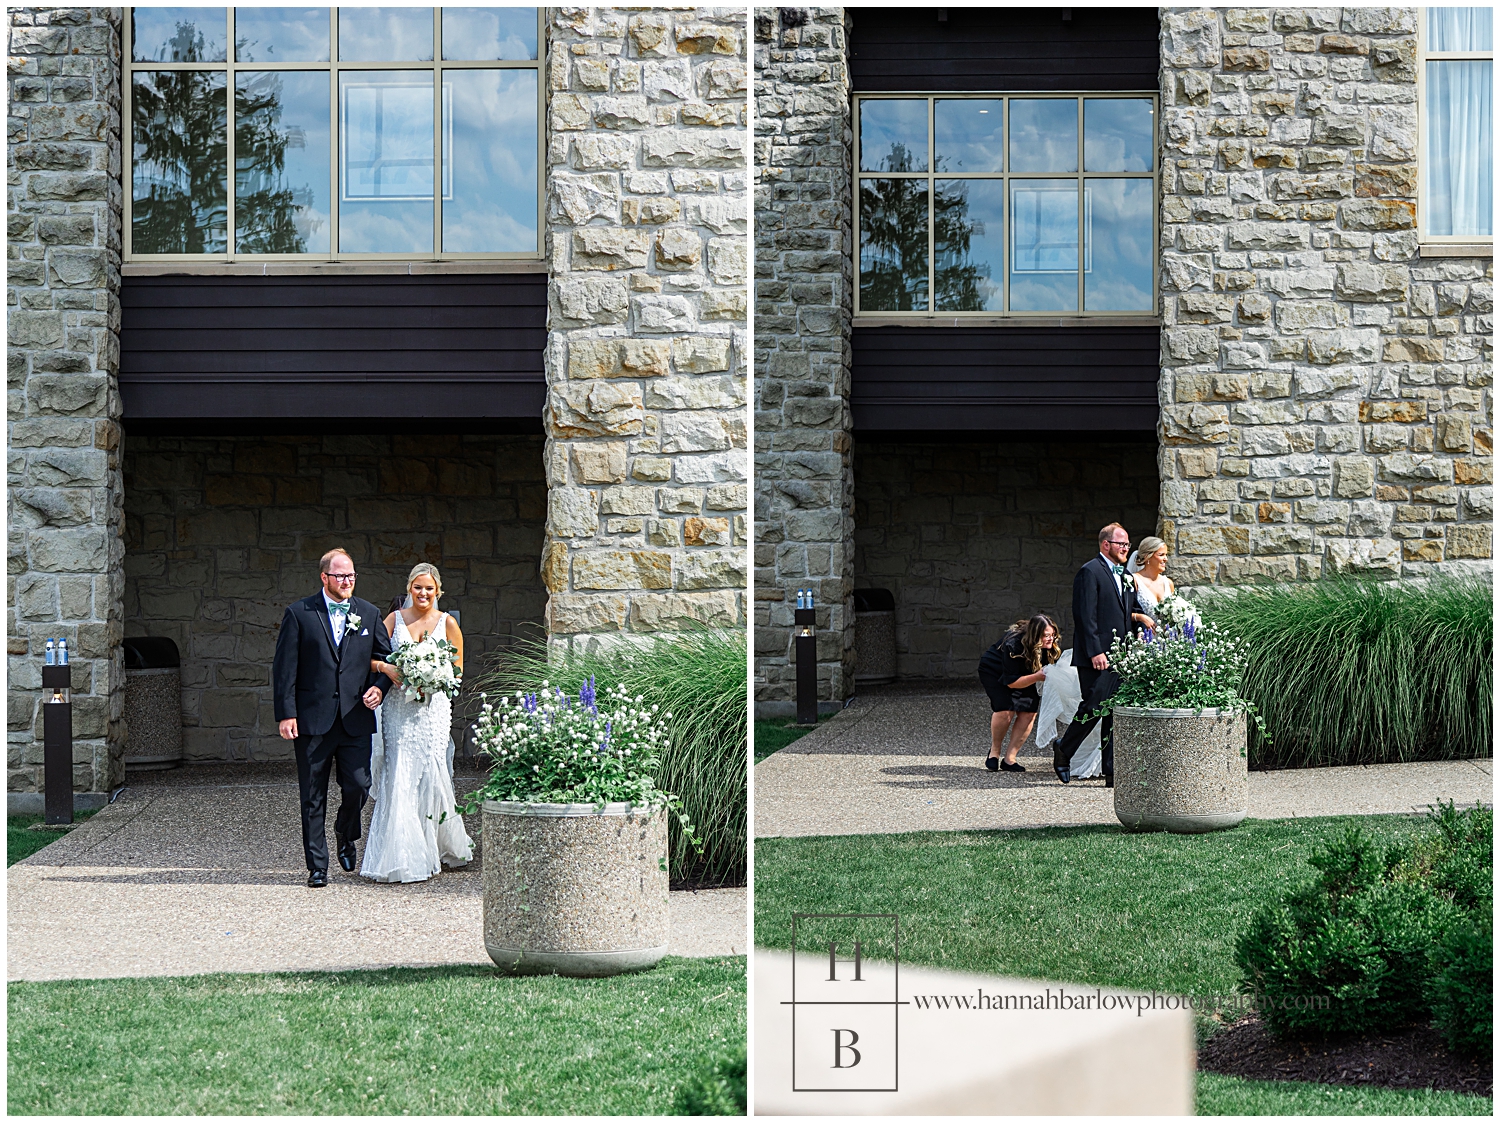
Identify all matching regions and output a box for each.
[1125,549,1144,574]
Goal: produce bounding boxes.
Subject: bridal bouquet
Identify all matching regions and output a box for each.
[387,635,462,703]
[1155,593,1200,630]
[464,676,701,845]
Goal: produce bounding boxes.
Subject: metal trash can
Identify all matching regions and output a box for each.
[123,637,183,771]
[853,588,897,685]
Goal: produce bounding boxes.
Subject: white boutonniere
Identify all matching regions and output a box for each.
[1121,574,1135,591]
[347,613,362,631]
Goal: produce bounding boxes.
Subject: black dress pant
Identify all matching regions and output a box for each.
[294,709,372,872]
[1052,663,1119,777]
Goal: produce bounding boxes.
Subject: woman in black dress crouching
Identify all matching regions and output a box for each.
[977,615,1062,772]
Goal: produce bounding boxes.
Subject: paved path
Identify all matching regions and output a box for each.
[9,763,744,983]
[755,682,1493,838]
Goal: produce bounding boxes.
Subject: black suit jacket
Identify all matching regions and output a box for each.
[272,593,394,737]
[1071,555,1140,663]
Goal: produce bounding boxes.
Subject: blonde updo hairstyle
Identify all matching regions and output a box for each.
[405,562,443,601]
[1136,536,1167,563]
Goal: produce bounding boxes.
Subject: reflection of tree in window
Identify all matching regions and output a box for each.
[934,180,984,311]
[132,24,226,254]
[235,75,315,253]
[860,143,928,311]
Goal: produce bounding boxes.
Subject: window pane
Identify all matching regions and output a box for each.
[443,70,537,252]
[442,7,537,60]
[1084,99,1154,172]
[1009,99,1078,173]
[235,8,330,62]
[339,71,434,253]
[338,7,433,61]
[1428,7,1493,51]
[860,179,929,311]
[859,100,928,173]
[935,179,1003,312]
[1010,179,1077,311]
[1425,60,1493,236]
[934,99,1003,172]
[132,8,227,62]
[1084,179,1152,311]
[132,71,227,253]
[235,71,331,253]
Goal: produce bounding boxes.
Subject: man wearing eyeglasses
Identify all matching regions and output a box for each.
[1050,523,1141,788]
[272,548,395,887]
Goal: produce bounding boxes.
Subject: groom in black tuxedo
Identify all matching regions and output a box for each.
[1052,523,1140,787]
[272,548,394,887]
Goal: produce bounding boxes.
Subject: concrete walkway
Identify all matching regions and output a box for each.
[755,682,1493,838]
[9,762,744,983]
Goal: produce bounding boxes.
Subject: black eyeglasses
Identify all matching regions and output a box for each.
[326,573,358,582]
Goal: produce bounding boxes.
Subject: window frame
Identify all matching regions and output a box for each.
[1417,6,1494,247]
[852,91,1160,320]
[123,7,545,263]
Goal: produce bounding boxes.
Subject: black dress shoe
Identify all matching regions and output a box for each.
[984,755,999,772]
[307,869,328,888]
[1000,760,1026,772]
[1104,773,1115,789]
[1054,763,1071,784]
[338,840,357,872]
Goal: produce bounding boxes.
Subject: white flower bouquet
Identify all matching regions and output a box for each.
[1155,593,1200,630]
[387,634,462,703]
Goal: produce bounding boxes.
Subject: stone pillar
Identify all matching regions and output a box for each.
[1158,7,1492,587]
[542,8,749,649]
[752,7,855,716]
[7,7,126,795]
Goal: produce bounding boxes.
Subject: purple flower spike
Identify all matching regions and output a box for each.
[1144,626,1155,643]
[1185,618,1197,642]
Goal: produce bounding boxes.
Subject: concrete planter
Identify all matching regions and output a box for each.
[482,800,669,977]
[1112,706,1247,833]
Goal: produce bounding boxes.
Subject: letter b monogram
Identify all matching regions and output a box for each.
[832,1028,861,1068]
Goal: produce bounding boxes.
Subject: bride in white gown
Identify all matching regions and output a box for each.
[361,563,473,883]
[1125,535,1175,631]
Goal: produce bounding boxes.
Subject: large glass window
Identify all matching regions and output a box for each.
[1422,7,1493,240]
[856,94,1158,316]
[126,8,541,259]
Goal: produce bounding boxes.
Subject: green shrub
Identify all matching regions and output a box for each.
[1202,577,1491,769]
[469,629,747,885]
[672,1045,746,1116]
[1429,914,1493,1057]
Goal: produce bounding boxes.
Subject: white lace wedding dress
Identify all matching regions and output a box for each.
[361,611,473,883]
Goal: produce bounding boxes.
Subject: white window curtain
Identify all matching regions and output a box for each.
[1425,8,1493,237]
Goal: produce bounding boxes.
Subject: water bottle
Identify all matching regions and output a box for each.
[807,589,815,609]
[796,589,805,610]
[58,639,69,665]
[45,639,56,665]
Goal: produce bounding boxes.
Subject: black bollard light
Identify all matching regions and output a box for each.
[42,658,74,825]
[794,598,817,726]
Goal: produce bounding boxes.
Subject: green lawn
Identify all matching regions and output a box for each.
[754,715,832,763]
[8,812,97,867]
[8,957,746,1116]
[1197,1072,1491,1115]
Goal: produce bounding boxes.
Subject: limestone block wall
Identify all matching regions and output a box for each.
[752,7,855,714]
[855,438,1160,679]
[7,7,126,795]
[123,434,548,763]
[1158,7,1493,586]
[542,7,749,649]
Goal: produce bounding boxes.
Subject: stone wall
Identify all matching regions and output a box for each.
[123,434,548,763]
[855,437,1160,679]
[752,7,855,715]
[1158,7,1492,585]
[7,7,126,795]
[542,7,749,650]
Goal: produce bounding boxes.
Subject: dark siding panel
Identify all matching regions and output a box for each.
[851,325,1159,431]
[850,8,1160,92]
[120,274,546,419]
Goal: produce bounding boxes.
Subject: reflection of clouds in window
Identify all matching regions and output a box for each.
[235,70,330,253]
[234,7,329,62]
[860,100,928,173]
[1084,179,1152,311]
[1084,99,1153,172]
[341,75,440,201]
[338,6,433,61]
[935,99,1003,172]
[935,179,1004,312]
[442,7,537,60]
[133,7,227,62]
[1428,7,1493,51]
[1009,100,1077,173]
[444,70,537,252]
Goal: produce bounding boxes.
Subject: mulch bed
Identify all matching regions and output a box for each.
[1199,1013,1492,1098]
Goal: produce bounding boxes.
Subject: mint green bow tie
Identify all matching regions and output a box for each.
[329,602,350,615]
[1111,564,1125,576]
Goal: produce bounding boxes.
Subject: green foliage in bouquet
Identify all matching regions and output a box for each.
[1202,577,1491,768]
[469,629,747,885]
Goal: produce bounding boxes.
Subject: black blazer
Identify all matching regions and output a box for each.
[1071,555,1140,663]
[272,593,394,737]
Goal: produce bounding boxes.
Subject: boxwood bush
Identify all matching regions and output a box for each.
[1203,577,1490,769]
[1235,803,1492,1049]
